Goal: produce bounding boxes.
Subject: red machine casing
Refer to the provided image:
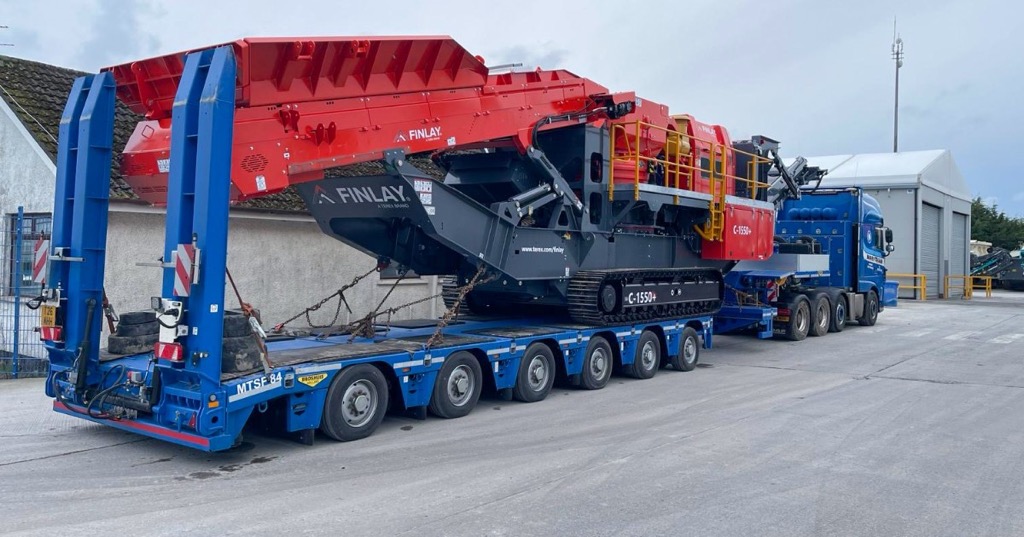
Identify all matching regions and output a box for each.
[701,203,775,261]
[108,36,636,205]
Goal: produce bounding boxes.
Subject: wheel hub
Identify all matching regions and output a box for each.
[683,338,696,363]
[591,349,607,376]
[342,380,377,427]
[641,342,656,369]
[448,365,474,406]
[529,357,547,389]
[353,394,370,413]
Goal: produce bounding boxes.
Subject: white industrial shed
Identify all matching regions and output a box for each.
[803,150,972,298]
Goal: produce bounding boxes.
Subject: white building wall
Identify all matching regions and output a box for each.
[0,98,56,215]
[864,188,917,297]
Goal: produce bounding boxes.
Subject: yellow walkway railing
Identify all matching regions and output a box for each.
[607,120,770,243]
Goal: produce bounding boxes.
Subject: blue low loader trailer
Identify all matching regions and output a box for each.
[39,47,714,452]
[714,187,898,340]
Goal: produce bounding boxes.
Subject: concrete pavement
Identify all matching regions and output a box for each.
[2,293,1024,536]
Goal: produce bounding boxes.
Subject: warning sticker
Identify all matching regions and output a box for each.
[298,373,328,388]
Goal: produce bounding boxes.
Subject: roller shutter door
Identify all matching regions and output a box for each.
[951,212,968,282]
[921,203,941,298]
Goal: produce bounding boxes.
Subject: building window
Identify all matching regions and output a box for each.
[379,265,420,281]
[6,213,52,296]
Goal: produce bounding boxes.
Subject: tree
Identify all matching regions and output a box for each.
[972,198,1024,250]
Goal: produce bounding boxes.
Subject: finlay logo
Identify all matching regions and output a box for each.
[312,184,409,204]
[394,126,442,143]
[338,185,409,204]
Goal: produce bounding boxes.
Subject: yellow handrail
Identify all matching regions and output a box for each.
[607,119,772,212]
[970,275,993,298]
[888,273,927,300]
[944,275,972,300]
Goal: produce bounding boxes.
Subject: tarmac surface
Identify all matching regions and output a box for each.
[2,291,1024,536]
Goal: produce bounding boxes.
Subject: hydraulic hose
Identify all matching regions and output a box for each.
[74,298,98,395]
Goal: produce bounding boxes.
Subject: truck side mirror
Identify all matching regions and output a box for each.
[886,243,895,254]
[885,228,893,243]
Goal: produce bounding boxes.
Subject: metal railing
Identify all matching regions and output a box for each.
[888,273,927,300]
[970,275,994,298]
[1,206,50,379]
[944,275,972,299]
[607,120,771,242]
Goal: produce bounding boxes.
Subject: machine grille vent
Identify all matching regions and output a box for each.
[241,154,269,173]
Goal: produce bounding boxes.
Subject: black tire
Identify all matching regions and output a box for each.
[827,290,847,333]
[579,336,613,390]
[428,351,482,419]
[114,320,159,337]
[320,364,389,442]
[107,333,158,355]
[859,290,879,326]
[627,330,661,379]
[118,311,155,326]
[513,343,556,402]
[222,314,252,338]
[670,327,700,371]
[809,293,830,337]
[221,336,262,373]
[783,296,811,341]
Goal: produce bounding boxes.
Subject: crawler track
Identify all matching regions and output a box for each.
[567,269,723,325]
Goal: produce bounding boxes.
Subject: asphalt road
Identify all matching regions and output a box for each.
[3,292,1024,536]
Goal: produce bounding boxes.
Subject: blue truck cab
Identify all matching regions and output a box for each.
[716,187,895,340]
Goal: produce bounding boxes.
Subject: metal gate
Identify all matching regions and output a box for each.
[921,203,941,298]
[951,212,968,280]
[1,207,50,379]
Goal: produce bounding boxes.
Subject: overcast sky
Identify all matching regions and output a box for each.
[3,0,1022,216]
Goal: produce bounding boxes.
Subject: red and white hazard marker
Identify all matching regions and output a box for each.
[32,238,49,284]
[173,244,195,297]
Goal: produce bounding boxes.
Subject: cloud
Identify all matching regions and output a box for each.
[0,24,40,50]
[73,0,161,70]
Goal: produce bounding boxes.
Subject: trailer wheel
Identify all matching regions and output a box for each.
[114,320,159,337]
[222,313,253,338]
[221,336,262,374]
[107,333,158,355]
[809,294,830,337]
[859,290,879,326]
[514,343,556,402]
[827,291,847,332]
[118,311,155,326]
[783,296,811,341]
[670,327,700,372]
[320,364,389,442]
[579,336,613,390]
[626,330,661,379]
[428,351,482,419]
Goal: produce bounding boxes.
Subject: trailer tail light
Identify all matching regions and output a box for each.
[40,326,63,342]
[154,342,184,363]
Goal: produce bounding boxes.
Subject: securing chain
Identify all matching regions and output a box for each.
[272,266,378,333]
[273,262,495,350]
[426,265,495,348]
[227,266,273,374]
